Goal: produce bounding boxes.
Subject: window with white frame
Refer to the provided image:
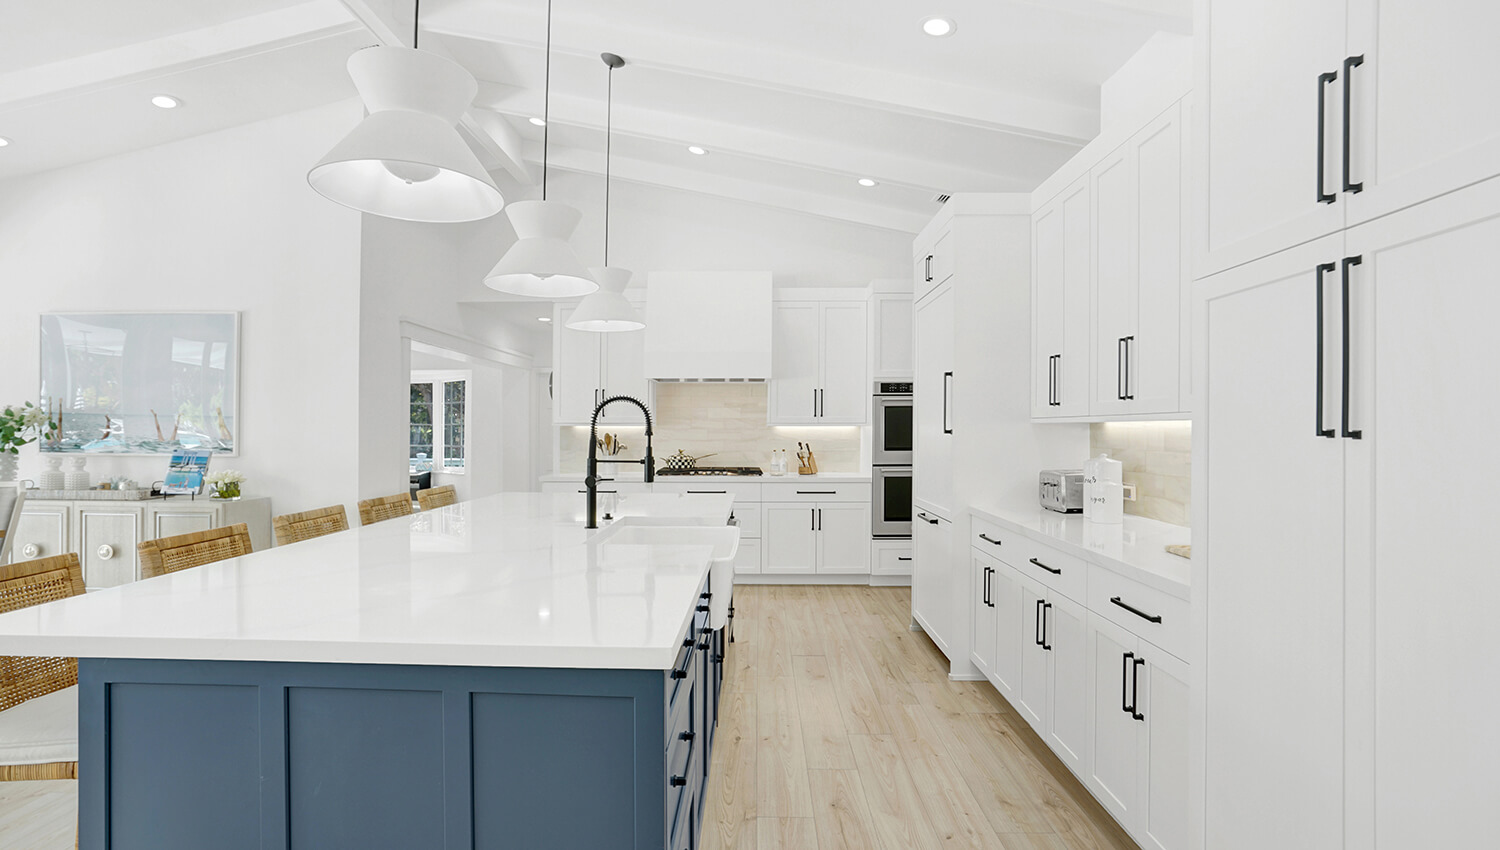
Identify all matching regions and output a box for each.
[410,372,468,473]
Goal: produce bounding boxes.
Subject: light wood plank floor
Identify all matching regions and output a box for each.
[0,585,1138,850]
[704,585,1139,850]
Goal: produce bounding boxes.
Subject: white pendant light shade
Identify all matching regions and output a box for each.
[308,47,504,223]
[567,267,643,331]
[484,200,598,297]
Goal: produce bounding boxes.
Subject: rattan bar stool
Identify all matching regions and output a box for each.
[272,505,350,546]
[416,485,457,512]
[357,492,415,526]
[0,552,85,783]
[137,523,253,579]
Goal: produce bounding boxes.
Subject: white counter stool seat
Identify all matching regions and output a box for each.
[416,485,457,511]
[0,552,85,782]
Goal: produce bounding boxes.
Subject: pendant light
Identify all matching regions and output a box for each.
[308,1,503,223]
[483,0,596,297]
[567,53,645,332]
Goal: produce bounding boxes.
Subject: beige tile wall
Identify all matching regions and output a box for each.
[558,382,862,474]
[1089,421,1192,526]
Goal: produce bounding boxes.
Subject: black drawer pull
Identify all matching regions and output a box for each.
[896,556,912,561]
[669,775,688,787]
[700,592,712,600]
[697,605,710,612]
[671,669,688,680]
[1110,596,1162,623]
[978,533,1002,546]
[687,490,727,494]
[697,641,710,650]
[679,731,695,742]
[700,626,712,634]
[1029,557,1062,575]
[917,512,939,525]
[796,490,836,495]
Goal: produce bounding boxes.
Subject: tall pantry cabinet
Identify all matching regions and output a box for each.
[912,195,1087,679]
[1194,3,1500,846]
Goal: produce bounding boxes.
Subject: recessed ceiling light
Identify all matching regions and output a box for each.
[921,17,956,37]
[537,316,552,322]
[150,95,181,109]
[858,178,878,187]
[529,117,546,127]
[0,137,10,148]
[686,145,707,156]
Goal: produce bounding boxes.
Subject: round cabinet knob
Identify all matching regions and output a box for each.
[96,544,115,561]
[21,543,40,559]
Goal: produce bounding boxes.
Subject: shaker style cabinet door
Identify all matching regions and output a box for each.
[814,503,870,574]
[11,506,68,563]
[769,302,820,422]
[1197,234,1347,850]
[1032,176,1091,418]
[817,302,868,423]
[912,285,955,516]
[1087,613,1142,828]
[77,507,143,590]
[970,552,998,679]
[761,504,817,574]
[1345,0,1500,227]
[1197,0,1346,274]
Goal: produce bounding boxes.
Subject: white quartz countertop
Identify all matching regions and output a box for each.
[0,493,735,670]
[969,504,1191,599]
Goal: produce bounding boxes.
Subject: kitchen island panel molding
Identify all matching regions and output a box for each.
[78,658,672,850]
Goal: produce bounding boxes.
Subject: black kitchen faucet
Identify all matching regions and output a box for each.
[584,395,655,529]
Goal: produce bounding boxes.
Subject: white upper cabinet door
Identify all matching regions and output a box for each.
[1346,0,1500,227]
[553,304,604,425]
[1092,144,1139,418]
[1033,192,1067,417]
[762,504,818,574]
[871,294,914,378]
[1032,176,1091,418]
[913,285,955,515]
[1087,613,1142,829]
[1131,106,1185,416]
[600,329,648,425]
[814,502,870,574]
[770,302,821,423]
[1198,234,1346,850]
[1198,0,1347,275]
[1343,181,1500,850]
[817,302,869,423]
[915,228,955,302]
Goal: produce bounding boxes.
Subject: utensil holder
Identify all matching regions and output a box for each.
[797,450,818,475]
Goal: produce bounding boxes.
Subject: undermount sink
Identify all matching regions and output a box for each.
[589,521,740,629]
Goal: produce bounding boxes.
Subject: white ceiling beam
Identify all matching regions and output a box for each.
[0,3,362,110]
[530,142,928,234]
[1016,0,1193,34]
[424,8,1100,145]
[477,89,1052,196]
[333,0,533,183]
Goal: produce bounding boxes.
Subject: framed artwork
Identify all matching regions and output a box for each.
[38,312,240,456]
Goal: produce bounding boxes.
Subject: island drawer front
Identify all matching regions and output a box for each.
[759,481,871,503]
[667,638,694,712]
[666,701,696,836]
[653,481,762,502]
[1012,538,1086,603]
[1087,564,1189,660]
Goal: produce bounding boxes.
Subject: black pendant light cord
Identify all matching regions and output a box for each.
[604,61,614,265]
[542,0,553,200]
[413,0,420,49]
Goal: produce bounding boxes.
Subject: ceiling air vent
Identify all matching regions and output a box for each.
[932,193,952,205]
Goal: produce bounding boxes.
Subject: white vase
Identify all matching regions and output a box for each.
[38,456,65,490]
[0,454,16,484]
[64,456,90,491]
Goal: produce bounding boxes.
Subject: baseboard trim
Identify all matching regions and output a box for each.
[736,574,871,586]
[867,574,912,587]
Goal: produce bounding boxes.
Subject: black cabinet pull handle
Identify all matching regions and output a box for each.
[671,669,688,680]
[982,566,991,606]
[978,533,1002,546]
[1110,596,1163,623]
[796,490,836,495]
[697,641,711,650]
[942,371,954,434]
[925,254,934,282]
[697,605,710,612]
[1050,354,1057,406]
[1122,652,1135,715]
[917,513,939,525]
[1317,70,1338,204]
[897,556,912,561]
[1035,599,1046,646]
[1131,657,1146,721]
[1029,557,1062,576]
[811,508,816,531]
[679,731,695,742]
[670,775,688,787]
[1117,337,1127,400]
[701,592,712,600]
[1042,602,1053,651]
[687,490,727,494]
[817,508,822,532]
[1342,55,1364,194]
[1315,262,1337,438]
[1341,256,1363,440]
[1123,336,1134,400]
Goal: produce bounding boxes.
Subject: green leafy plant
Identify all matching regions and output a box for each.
[0,402,58,455]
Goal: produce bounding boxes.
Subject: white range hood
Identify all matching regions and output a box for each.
[644,271,772,381]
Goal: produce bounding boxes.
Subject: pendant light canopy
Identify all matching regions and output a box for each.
[567,53,643,332]
[308,45,504,223]
[484,0,595,297]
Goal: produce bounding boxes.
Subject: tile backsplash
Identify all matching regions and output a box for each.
[558,382,862,475]
[1089,421,1191,526]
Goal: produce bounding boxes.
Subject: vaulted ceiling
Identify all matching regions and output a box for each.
[0,0,1190,233]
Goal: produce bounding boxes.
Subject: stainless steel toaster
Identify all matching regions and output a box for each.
[1039,469,1085,513]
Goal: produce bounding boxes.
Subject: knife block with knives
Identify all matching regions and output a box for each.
[796,443,818,475]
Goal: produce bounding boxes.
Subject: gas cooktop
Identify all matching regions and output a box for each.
[656,466,764,477]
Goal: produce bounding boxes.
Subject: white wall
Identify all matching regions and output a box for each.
[0,101,365,515]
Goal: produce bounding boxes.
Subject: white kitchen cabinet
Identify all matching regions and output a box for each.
[10,504,68,563]
[553,302,649,425]
[1197,235,1348,850]
[913,228,954,302]
[1089,613,1142,827]
[1015,574,1049,732]
[988,557,1024,701]
[912,284,955,516]
[1045,589,1089,775]
[1032,176,1092,418]
[870,292,913,378]
[761,501,869,575]
[78,506,143,589]
[768,300,867,424]
[870,540,913,577]
[1091,104,1184,417]
[970,551,998,680]
[733,538,762,575]
[910,509,954,658]
[1139,647,1189,850]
